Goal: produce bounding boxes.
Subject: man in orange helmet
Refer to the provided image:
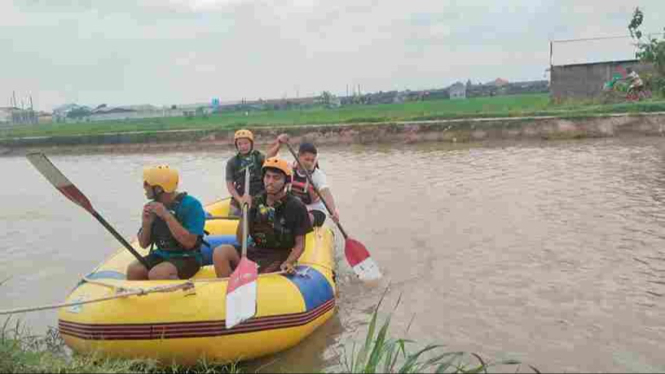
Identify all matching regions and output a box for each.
[225,129,288,217]
[213,157,312,277]
[127,165,206,280]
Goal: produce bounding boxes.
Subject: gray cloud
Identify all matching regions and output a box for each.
[2,0,663,110]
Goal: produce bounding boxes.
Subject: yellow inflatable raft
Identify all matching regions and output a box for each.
[57,198,337,365]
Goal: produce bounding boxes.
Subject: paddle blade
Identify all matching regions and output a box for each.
[345,238,382,281]
[225,257,258,329]
[26,153,94,213]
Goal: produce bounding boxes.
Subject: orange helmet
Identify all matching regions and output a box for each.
[262,157,292,183]
[234,129,254,148]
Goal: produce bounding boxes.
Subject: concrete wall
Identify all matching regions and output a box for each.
[551,60,654,100]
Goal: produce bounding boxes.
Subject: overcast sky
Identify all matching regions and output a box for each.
[2,0,664,111]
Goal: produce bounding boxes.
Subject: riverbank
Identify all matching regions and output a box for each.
[2,111,665,156]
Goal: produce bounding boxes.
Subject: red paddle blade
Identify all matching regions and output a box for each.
[345,238,382,281]
[27,153,94,214]
[225,257,258,329]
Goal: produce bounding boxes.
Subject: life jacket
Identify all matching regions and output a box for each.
[249,193,298,250]
[231,150,265,201]
[150,192,203,264]
[290,165,320,206]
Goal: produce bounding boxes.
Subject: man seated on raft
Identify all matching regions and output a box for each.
[213,157,313,277]
[127,165,207,280]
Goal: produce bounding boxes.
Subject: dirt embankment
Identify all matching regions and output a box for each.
[1,113,664,156]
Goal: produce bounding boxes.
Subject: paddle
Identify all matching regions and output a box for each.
[285,143,382,281]
[26,153,150,269]
[225,167,258,329]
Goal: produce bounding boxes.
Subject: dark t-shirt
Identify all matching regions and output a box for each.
[248,192,313,250]
[225,150,266,198]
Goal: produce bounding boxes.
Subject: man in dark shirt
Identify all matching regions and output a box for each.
[214,157,313,276]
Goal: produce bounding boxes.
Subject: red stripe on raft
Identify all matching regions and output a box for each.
[59,299,334,341]
[58,298,334,331]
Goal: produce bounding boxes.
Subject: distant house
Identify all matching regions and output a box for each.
[449,82,466,100]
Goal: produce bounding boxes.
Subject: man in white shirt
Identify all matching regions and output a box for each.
[289,142,340,227]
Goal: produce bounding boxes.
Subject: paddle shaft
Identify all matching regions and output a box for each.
[92,211,151,269]
[26,153,151,269]
[241,167,250,257]
[285,143,349,239]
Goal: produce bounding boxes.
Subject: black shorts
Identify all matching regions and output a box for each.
[233,245,290,274]
[144,253,201,279]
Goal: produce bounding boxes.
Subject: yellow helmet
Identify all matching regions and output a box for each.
[262,157,292,183]
[234,129,254,146]
[143,165,179,193]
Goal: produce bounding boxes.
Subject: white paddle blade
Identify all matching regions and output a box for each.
[353,257,382,281]
[225,257,258,329]
[345,238,382,281]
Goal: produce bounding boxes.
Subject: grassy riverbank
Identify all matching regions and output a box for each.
[1,297,536,374]
[2,94,665,140]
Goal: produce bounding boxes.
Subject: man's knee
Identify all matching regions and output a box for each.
[213,244,238,262]
[148,262,178,280]
[127,261,148,280]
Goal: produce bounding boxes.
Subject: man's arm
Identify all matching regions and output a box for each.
[281,202,313,273]
[138,225,152,249]
[320,187,339,219]
[227,181,243,202]
[265,134,289,158]
[225,158,244,203]
[163,213,199,249]
[138,205,154,248]
[283,235,306,267]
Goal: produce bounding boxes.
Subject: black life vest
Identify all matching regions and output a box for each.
[150,192,202,263]
[232,150,265,199]
[249,193,298,250]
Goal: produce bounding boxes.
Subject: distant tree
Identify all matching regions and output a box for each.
[318,91,340,108]
[628,7,665,93]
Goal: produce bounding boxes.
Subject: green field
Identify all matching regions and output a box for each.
[2,93,665,139]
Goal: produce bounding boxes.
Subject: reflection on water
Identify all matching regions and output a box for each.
[2,137,665,372]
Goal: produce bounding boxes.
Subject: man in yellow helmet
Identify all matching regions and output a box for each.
[213,157,313,277]
[225,129,288,217]
[127,165,206,280]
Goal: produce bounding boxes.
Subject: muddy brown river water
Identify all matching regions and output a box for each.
[1,137,665,372]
